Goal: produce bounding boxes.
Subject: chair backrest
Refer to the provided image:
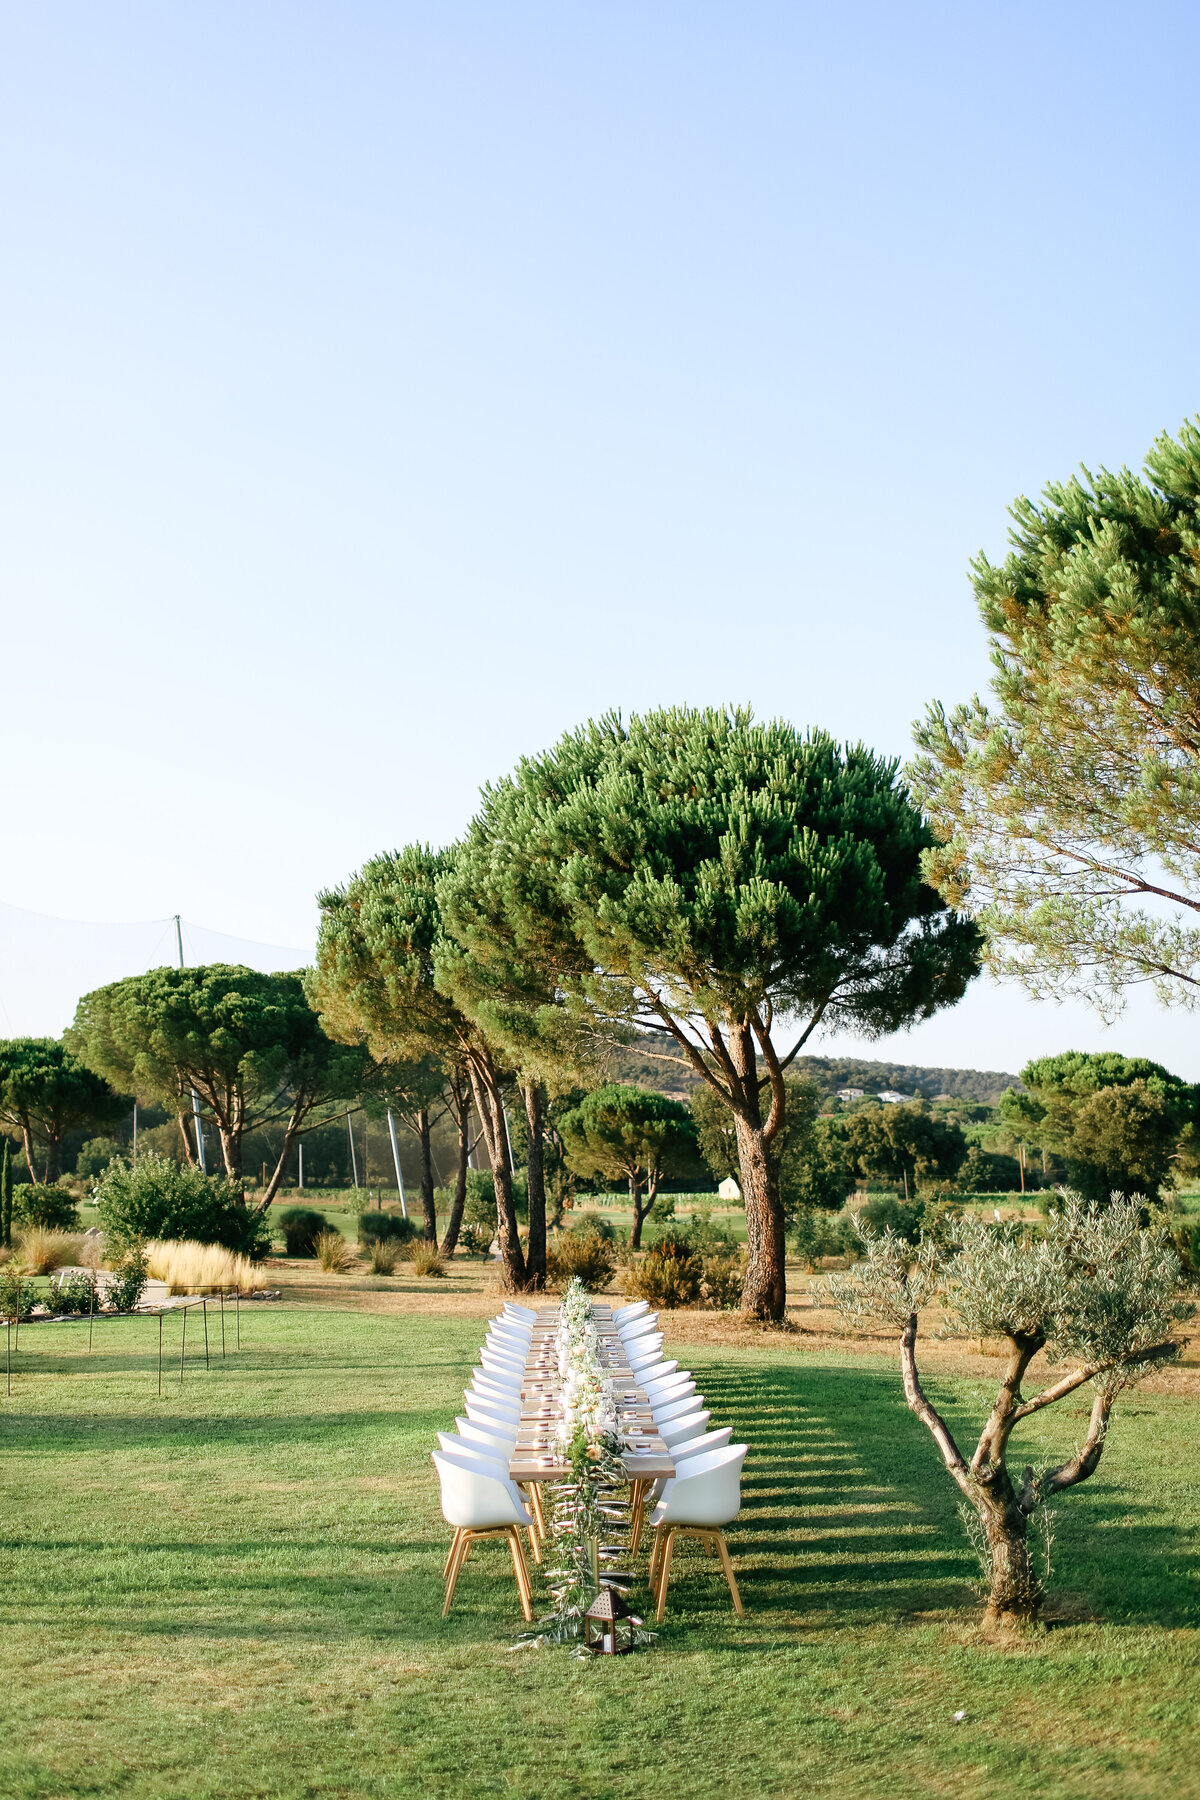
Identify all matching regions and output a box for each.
[464,1393,522,1426]
[620,1317,661,1343]
[613,1300,650,1323]
[480,1352,524,1377]
[645,1376,694,1403]
[657,1445,747,1528]
[671,1426,733,1464]
[455,1416,516,1453]
[486,1333,529,1357]
[504,1303,538,1322]
[436,1432,509,1474]
[471,1369,522,1396]
[635,1358,678,1383]
[431,1449,528,1530]
[627,1333,665,1357]
[658,1409,711,1447]
[653,1390,704,1422]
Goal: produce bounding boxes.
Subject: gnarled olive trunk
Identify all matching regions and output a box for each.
[977,1484,1042,1625]
[523,1081,546,1289]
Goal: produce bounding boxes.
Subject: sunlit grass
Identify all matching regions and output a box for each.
[1,1301,1198,1798]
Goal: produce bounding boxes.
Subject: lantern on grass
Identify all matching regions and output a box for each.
[583,1586,640,1655]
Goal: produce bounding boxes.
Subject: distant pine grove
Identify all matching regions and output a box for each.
[607,1044,1020,1106]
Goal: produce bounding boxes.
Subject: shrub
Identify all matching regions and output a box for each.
[13,1185,79,1232]
[76,1137,124,1182]
[625,1234,702,1308]
[357,1211,419,1248]
[279,1207,332,1257]
[457,1222,492,1257]
[16,1227,84,1275]
[94,1153,268,1257]
[546,1230,617,1291]
[461,1173,497,1231]
[315,1230,356,1273]
[368,1239,399,1275]
[410,1242,445,1278]
[567,1212,616,1243]
[858,1193,925,1244]
[792,1206,857,1269]
[55,1269,98,1315]
[145,1239,257,1294]
[105,1241,147,1312]
[0,1265,35,1321]
[698,1252,746,1311]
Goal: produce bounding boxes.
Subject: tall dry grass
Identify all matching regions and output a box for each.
[314,1230,357,1273]
[16,1228,85,1275]
[145,1240,258,1294]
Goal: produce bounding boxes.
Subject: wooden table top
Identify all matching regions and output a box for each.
[507,1301,676,1484]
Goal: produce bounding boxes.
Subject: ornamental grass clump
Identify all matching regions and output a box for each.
[314,1230,357,1273]
[145,1239,257,1294]
[545,1230,616,1292]
[824,1191,1194,1629]
[410,1242,445,1278]
[15,1227,85,1275]
[368,1239,399,1275]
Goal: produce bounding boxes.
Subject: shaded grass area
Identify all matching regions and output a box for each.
[2,1307,1199,1799]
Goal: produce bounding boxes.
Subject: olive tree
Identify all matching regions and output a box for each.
[825,1196,1193,1626]
[452,707,981,1319]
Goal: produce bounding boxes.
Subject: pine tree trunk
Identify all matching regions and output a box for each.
[523,1082,546,1288]
[176,1113,196,1167]
[20,1127,42,1185]
[218,1125,243,1184]
[416,1108,437,1242]
[629,1172,650,1248]
[467,1060,528,1290]
[735,1116,786,1321]
[440,1086,470,1258]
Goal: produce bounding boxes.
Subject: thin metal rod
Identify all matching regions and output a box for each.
[88,1275,95,1352]
[220,1289,226,1356]
[180,1304,187,1383]
[6,1318,9,1395]
[158,1312,163,1395]
[236,1287,240,1350]
[387,1109,407,1220]
[202,1298,209,1369]
[347,1109,359,1188]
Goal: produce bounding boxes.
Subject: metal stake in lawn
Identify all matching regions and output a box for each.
[6,1316,10,1396]
[88,1272,95,1352]
[220,1289,226,1357]
[179,1303,187,1383]
[158,1312,163,1396]
[202,1297,209,1369]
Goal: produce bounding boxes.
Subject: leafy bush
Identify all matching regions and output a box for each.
[95,1153,268,1257]
[0,1265,35,1321]
[17,1227,84,1274]
[461,1172,497,1230]
[791,1206,855,1268]
[624,1234,702,1308]
[13,1185,79,1232]
[567,1212,616,1243]
[546,1230,617,1291]
[858,1193,925,1244]
[314,1230,356,1272]
[105,1241,147,1312]
[76,1137,124,1182]
[55,1269,98,1315]
[410,1242,446,1278]
[368,1239,399,1275]
[698,1252,746,1311]
[357,1210,418,1248]
[278,1207,330,1256]
[457,1222,492,1257]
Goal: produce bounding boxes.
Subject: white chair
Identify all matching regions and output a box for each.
[647,1445,747,1621]
[504,1303,538,1322]
[643,1374,691,1404]
[654,1391,705,1425]
[454,1416,515,1454]
[479,1353,524,1381]
[671,1426,733,1466]
[471,1369,522,1398]
[432,1449,536,1621]
[464,1395,522,1430]
[613,1300,650,1324]
[633,1356,678,1382]
[488,1323,531,1347]
[658,1409,711,1447]
[620,1316,661,1345]
[627,1333,665,1360]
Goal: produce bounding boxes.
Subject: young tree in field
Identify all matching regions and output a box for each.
[559,1084,701,1248]
[311,846,531,1289]
[842,1102,967,1199]
[1011,1051,1197,1202]
[0,1039,125,1183]
[359,1053,450,1243]
[826,1196,1193,1627]
[68,968,365,1205]
[911,419,1200,1016]
[457,708,981,1319]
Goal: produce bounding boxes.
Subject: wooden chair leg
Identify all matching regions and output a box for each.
[508,1527,533,1622]
[630,1481,647,1556]
[443,1528,463,1579]
[715,1532,745,1618]
[648,1524,663,1590]
[655,1528,675,1623]
[529,1483,546,1540]
[707,1532,717,1558]
[443,1530,471,1616]
[527,1526,541,1566]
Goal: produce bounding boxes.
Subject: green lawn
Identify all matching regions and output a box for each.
[2,1300,1199,1799]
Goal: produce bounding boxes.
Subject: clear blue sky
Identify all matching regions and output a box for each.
[5,2,1200,1071]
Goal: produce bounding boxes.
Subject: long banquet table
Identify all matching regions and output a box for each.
[507,1301,676,1486]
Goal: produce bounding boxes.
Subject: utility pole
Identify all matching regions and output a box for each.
[387,1109,408,1220]
[298,1141,304,1189]
[174,915,206,1173]
[132,1101,138,1160]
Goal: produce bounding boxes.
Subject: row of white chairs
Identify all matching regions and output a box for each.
[431,1298,746,1624]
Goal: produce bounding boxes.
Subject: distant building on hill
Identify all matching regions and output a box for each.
[837,1087,865,1101]
[876,1090,912,1104]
